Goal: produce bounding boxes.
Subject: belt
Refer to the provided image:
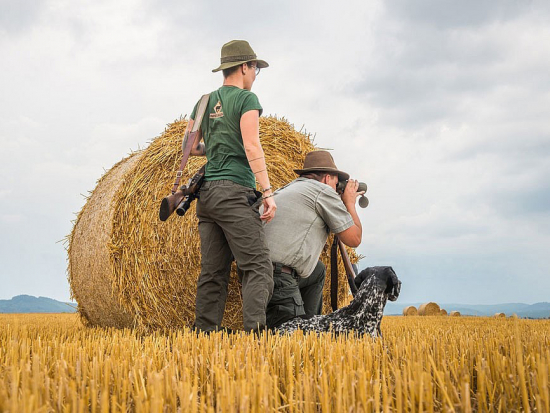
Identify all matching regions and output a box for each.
[272,262,295,275]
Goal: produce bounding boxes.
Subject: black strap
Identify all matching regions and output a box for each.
[330,237,339,311]
[273,262,282,276]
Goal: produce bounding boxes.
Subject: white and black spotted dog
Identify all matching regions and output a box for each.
[275,266,401,336]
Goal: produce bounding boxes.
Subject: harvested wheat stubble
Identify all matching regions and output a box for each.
[403,306,417,316]
[418,302,441,316]
[494,312,506,318]
[68,117,360,330]
[449,311,461,317]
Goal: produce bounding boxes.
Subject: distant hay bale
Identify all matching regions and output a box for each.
[403,306,417,316]
[68,117,359,330]
[449,311,461,317]
[440,309,448,316]
[494,313,506,318]
[418,302,441,316]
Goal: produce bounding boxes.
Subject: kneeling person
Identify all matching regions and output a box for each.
[263,151,364,328]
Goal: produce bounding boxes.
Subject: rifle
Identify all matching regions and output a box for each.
[159,94,209,221]
[330,236,359,311]
[159,165,205,221]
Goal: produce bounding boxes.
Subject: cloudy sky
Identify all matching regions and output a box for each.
[1,0,549,305]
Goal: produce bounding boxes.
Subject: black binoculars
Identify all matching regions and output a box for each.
[176,193,199,217]
[336,180,369,208]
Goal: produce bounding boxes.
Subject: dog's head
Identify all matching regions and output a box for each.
[354,266,401,301]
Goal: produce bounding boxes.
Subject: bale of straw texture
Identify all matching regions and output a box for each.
[418,302,441,316]
[67,154,141,327]
[449,311,461,317]
[402,306,417,316]
[68,117,360,330]
[494,313,506,318]
[440,309,448,316]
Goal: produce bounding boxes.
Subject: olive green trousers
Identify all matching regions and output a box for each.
[195,180,273,332]
[266,260,326,328]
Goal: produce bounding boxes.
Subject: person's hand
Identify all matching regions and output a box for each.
[261,195,277,222]
[341,179,365,207]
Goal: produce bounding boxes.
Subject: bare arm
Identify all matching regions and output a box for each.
[337,179,363,248]
[240,110,276,222]
[186,119,206,156]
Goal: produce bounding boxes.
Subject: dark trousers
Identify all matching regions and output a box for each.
[266,260,326,328]
[194,180,273,332]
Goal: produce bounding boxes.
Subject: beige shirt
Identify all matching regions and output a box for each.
[262,178,354,277]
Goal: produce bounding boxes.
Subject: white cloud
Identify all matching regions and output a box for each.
[0,0,549,304]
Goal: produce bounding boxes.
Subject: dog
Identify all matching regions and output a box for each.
[274,266,401,336]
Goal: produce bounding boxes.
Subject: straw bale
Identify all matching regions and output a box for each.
[402,306,417,316]
[418,302,441,316]
[449,311,461,317]
[68,117,360,330]
[493,313,506,318]
[67,154,141,327]
[440,309,448,316]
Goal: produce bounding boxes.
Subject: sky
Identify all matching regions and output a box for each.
[1,0,549,305]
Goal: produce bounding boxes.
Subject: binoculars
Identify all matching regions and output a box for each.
[336,180,369,208]
[176,192,199,217]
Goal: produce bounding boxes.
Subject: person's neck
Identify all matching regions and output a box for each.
[223,78,244,89]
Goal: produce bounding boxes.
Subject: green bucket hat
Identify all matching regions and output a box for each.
[212,40,269,73]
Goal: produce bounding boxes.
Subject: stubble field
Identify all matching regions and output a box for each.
[0,313,549,412]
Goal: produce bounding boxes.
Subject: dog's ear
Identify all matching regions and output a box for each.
[385,267,401,301]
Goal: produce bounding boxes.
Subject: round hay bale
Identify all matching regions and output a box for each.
[67,154,142,327]
[402,306,417,316]
[449,311,461,317]
[440,309,448,316]
[68,117,360,330]
[493,312,506,318]
[418,302,441,316]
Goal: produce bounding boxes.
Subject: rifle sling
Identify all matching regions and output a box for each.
[171,94,210,194]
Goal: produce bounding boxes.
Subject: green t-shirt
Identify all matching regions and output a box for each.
[190,86,263,188]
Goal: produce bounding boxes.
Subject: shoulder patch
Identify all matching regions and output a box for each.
[210,100,224,119]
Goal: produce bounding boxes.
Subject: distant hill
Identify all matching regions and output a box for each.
[2,295,549,318]
[0,295,77,313]
[385,301,550,318]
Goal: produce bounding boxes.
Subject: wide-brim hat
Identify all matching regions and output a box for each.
[212,40,269,73]
[294,150,350,181]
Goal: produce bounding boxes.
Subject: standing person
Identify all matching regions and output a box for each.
[262,151,364,328]
[187,40,276,333]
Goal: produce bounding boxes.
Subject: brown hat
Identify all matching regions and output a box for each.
[212,40,269,73]
[294,150,350,181]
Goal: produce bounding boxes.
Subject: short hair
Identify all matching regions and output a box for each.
[300,171,337,182]
[222,62,255,78]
